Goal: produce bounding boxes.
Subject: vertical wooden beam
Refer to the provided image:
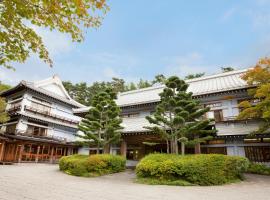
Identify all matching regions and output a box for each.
[0,141,5,161]
[18,144,24,163]
[50,147,54,164]
[120,140,127,158]
[63,147,67,156]
[35,145,41,163]
[194,143,201,154]
[41,145,44,162]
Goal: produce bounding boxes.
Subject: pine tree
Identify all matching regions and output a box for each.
[77,87,122,154]
[145,76,216,155]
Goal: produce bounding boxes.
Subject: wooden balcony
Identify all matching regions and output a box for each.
[24,105,79,126]
[7,105,21,114]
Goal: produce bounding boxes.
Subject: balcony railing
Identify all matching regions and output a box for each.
[7,105,21,114]
[24,105,79,125]
[16,131,68,143]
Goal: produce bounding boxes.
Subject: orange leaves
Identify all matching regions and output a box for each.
[242,58,270,85]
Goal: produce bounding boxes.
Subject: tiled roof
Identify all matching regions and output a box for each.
[122,117,152,133]
[116,69,251,107]
[73,68,252,113]
[1,76,85,108]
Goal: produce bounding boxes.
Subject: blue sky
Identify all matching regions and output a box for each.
[1,0,270,85]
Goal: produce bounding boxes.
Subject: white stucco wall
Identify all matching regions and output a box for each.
[78,147,89,155]
[53,128,77,142]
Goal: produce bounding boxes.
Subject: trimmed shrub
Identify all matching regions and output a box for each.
[59,154,126,177]
[136,153,249,186]
[247,163,270,176]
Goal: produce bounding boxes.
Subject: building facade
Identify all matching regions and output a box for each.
[1,69,269,164]
[74,69,270,163]
[0,76,85,163]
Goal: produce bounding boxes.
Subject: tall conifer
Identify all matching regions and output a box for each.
[145,76,216,155]
[78,87,122,154]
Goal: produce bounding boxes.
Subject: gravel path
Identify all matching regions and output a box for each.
[0,164,270,200]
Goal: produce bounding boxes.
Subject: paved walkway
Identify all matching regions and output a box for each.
[0,164,270,200]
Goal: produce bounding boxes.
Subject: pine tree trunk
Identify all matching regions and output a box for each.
[170,139,174,154]
[175,138,179,155]
[103,144,110,154]
[181,142,185,156]
[166,140,169,153]
[97,143,100,154]
[194,143,201,154]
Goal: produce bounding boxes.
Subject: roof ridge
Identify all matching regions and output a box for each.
[186,68,250,83]
[119,68,251,96]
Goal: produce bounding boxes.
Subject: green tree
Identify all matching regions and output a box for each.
[137,79,152,89]
[0,97,9,123]
[184,73,205,80]
[145,76,216,155]
[0,82,11,92]
[0,82,11,123]
[124,82,136,91]
[152,74,167,84]
[110,77,125,93]
[0,0,108,69]
[221,67,234,73]
[77,87,122,154]
[237,58,270,135]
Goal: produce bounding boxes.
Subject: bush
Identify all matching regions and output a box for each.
[59,154,126,177]
[136,154,249,186]
[247,163,270,175]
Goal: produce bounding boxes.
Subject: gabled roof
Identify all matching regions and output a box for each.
[1,75,85,108]
[116,68,252,107]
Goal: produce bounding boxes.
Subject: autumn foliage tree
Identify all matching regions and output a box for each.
[238,58,270,135]
[145,76,216,155]
[0,0,108,69]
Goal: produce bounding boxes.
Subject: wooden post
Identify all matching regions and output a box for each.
[194,143,201,154]
[50,147,54,164]
[18,144,24,163]
[67,147,71,156]
[63,147,67,156]
[194,135,201,154]
[0,141,5,161]
[35,146,41,163]
[41,145,44,162]
[120,140,127,158]
[104,144,110,154]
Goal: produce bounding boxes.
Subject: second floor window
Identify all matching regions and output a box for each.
[26,125,47,137]
[31,97,51,113]
[206,109,223,122]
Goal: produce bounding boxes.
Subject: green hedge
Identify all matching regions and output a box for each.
[247,163,270,176]
[136,154,249,186]
[59,154,126,177]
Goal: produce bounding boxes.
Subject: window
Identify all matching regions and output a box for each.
[26,125,47,137]
[204,102,222,108]
[31,97,51,113]
[206,110,223,122]
[5,124,16,134]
